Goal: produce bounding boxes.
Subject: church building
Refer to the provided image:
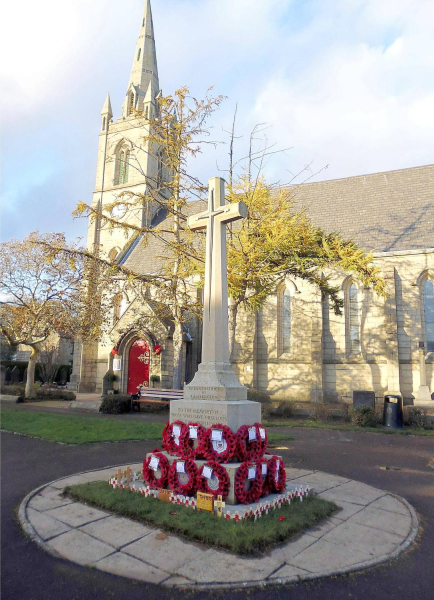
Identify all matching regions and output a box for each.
[70,0,434,406]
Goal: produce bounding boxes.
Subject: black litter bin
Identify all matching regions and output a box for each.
[383,394,404,429]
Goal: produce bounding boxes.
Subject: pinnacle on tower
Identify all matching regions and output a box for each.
[101,93,113,131]
[123,0,159,117]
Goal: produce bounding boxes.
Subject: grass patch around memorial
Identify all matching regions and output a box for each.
[263,419,434,436]
[0,408,294,445]
[64,481,336,556]
[0,408,164,444]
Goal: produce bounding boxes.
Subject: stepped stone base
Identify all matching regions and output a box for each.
[146,451,281,505]
[170,399,261,431]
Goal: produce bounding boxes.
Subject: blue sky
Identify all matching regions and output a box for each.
[1,0,433,241]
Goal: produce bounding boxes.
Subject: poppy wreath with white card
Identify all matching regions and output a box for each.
[266,455,286,493]
[236,424,263,461]
[162,420,185,456]
[254,422,268,455]
[178,422,207,459]
[198,460,230,500]
[203,424,237,463]
[142,451,170,488]
[234,460,262,504]
[168,458,199,496]
[257,457,271,497]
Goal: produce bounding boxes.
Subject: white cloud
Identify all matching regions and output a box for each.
[1,0,433,241]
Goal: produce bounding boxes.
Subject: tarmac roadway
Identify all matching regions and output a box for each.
[1,409,433,600]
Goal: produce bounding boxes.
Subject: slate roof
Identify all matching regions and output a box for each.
[288,164,434,253]
[121,165,434,273]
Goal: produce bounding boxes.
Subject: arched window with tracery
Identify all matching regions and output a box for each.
[422,278,434,352]
[346,281,361,354]
[116,147,130,185]
[113,294,128,324]
[278,286,291,355]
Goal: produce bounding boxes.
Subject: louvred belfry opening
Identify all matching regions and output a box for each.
[128,339,150,394]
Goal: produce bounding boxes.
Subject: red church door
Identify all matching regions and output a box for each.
[127,339,150,394]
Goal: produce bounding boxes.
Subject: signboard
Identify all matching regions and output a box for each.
[158,488,172,503]
[197,491,214,512]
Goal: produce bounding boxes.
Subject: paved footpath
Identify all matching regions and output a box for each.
[20,465,418,589]
[2,420,433,600]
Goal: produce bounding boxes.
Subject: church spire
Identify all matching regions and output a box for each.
[123,0,159,117]
[101,93,112,131]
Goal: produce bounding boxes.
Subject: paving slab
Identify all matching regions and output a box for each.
[321,520,404,556]
[289,538,373,573]
[350,505,412,537]
[370,494,411,515]
[124,530,208,573]
[80,515,154,548]
[320,480,386,506]
[28,490,74,512]
[19,466,419,590]
[46,529,114,566]
[94,550,169,584]
[27,508,71,541]
[44,503,108,527]
[176,548,282,583]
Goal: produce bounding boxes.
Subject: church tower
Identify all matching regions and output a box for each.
[87,0,162,261]
[73,0,164,393]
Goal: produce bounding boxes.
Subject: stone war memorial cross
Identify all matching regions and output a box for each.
[170,177,261,430]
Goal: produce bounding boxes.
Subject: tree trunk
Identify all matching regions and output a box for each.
[25,345,39,398]
[172,322,184,390]
[228,302,239,362]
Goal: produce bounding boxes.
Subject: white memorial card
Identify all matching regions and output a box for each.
[276,460,280,471]
[176,461,185,473]
[202,466,213,479]
[211,429,223,442]
[189,426,198,439]
[248,427,257,441]
[259,427,266,440]
[149,456,159,471]
[262,463,268,475]
[248,467,256,480]
[172,425,181,438]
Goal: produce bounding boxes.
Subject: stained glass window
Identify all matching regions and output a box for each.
[423,279,434,352]
[282,288,291,353]
[348,283,360,353]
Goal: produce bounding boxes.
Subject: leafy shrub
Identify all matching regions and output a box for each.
[100,395,131,414]
[3,384,25,396]
[16,396,25,403]
[247,388,272,419]
[272,400,295,418]
[150,375,161,383]
[350,406,378,427]
[404,408,434,430]
[311,402,335,422]
[35,389,76,401]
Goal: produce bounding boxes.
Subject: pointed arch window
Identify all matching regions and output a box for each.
[116,147,130,185]
[278,286,291,355]
[346,282,361,354]
[137,48,141,61]
[422,278,434,352]
[113,294,128,324]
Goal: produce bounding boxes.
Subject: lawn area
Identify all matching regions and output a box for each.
[0,408,294,445]
[263,419,434,436]
[65,481,336,555]
[0,408,164,444]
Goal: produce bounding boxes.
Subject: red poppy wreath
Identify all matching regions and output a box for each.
[168,458,199,496]
[236,424,263,461]
[257,457,271,497]
[234,461,263,504]
[162,420,185,456]
[178,422,207,460]
[265,455,286,493]
[198,460,230,500]
[203,424,237,463]
[142,451,170,488]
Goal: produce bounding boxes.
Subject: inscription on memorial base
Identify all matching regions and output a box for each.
[170,399,261,431]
